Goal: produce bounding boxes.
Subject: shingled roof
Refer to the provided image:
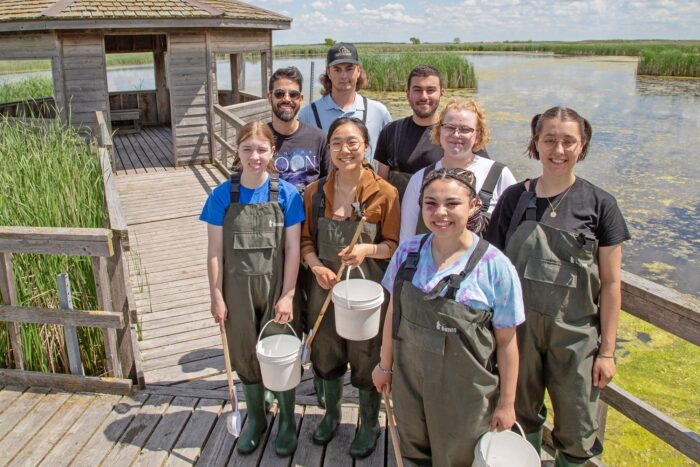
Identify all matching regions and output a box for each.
[0,0,290,29]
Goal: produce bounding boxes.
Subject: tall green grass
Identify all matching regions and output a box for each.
[362,52,476,91]
[0,116,107,375]
[0,76,53,104]
[638,49,700,77]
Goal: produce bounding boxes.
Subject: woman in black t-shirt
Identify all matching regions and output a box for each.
[486,107,629,467]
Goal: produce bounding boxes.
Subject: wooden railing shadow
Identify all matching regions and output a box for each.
[0,111,143,392]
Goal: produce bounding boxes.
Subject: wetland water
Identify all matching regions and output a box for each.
[4,53,698,295]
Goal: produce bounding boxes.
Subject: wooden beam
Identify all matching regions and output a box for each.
[98,147,130,251]
[0,252,23,370]
[213,104,246,130]
[0,227,113,257]
[260,51,269,99]
[602,383,700,462]
[57,273,84,376]
[92,256,122,378]
[621,271,700,346]
[0,305,124,328]
[213,133,236,155]
[153,44,170,125]
[231,53,243,103]
[0,369,132,395]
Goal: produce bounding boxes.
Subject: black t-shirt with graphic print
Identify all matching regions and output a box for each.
[269,121,329,192]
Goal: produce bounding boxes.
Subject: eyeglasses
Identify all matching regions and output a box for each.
[329,140,364,152]
[272,89,301,100]
[540,137,580,150]
[440,123,475,136]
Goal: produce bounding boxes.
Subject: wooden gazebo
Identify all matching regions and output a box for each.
[0,0,290,167]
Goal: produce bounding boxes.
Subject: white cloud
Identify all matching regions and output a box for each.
[310,0,332,9]
[358,3,425,24]
[343,3,356,12]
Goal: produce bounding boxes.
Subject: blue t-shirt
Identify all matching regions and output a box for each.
[382,233,525,329]
[199,176,305,227]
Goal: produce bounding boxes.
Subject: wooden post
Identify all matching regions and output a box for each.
[221,116,228,169]
[231,53,243,103]
[56,273,84,376]
[0,252,23,370]
[309,61,315,100]
[154,37,170,125]
[260,51,269,99]
[107,234,137,381]
[92,256,121,378]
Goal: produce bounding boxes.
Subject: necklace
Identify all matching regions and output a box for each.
[542,181,574,218]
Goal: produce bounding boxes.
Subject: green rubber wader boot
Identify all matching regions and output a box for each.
[313,374,326,408]
[525,429,543,457]
[264,389,275,412]
[274,389,298,456]
[349,389,381,458]
[237,383,268,454]
[312,377,343,445]
[555,451,588,467]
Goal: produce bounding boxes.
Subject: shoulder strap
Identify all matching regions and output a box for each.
[425,239,490,301]
[478,161,505,212]
[269,172,279,202]
[392,234,430,340]
[504,178,538,248]
[229,172,241,203]
[422,162,437,185]
[391,118,408,170]
[311,177,327,241]
[311,102,323,130]
[361,95,368,124]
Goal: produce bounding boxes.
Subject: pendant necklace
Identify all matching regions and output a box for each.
[543,181,574,218]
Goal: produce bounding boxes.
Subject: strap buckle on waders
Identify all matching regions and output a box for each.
[391,234,429,340]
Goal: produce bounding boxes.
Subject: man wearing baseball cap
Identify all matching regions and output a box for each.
[298,42,391,162]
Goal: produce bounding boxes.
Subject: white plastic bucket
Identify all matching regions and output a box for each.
[332,266,384,341]
[472,422,540,467]
[255,320,301,391]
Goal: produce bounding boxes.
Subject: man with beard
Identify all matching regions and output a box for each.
[375,65,490,202]
[268,66,329,193]
[298,42,391,162]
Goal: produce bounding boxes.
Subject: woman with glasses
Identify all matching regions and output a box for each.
[300,117,400,457]
[200,121,304,456]
[372,168,524,466]
[399,98,516,242]
[485,107,630,466]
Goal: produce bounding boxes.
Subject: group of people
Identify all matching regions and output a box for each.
[200,42,630,467]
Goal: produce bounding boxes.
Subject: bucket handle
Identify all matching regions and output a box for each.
[257,319,299,347]
[484,421,526,462]
[343,265,367,309]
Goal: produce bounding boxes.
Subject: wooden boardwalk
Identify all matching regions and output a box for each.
[114,126,177,175]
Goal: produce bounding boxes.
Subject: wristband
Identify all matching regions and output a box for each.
[376,363,392,374]
[597,354,615,359]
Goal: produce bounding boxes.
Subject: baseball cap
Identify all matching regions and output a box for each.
[327,43,360,67]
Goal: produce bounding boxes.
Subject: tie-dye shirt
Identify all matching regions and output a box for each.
[381,232,525,329]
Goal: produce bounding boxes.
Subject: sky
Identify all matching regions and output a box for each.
[261,0,700,44]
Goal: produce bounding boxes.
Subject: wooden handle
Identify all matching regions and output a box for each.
[306,217,366,349]
[383,390,404,467]
[219,322,236,411]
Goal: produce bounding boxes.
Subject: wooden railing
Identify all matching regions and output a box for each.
[542,271,700,465]
[212,99,272,176]
[0,112,143,393]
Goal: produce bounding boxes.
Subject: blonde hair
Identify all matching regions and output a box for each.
[233,120,276,172]
[431,98,490,152]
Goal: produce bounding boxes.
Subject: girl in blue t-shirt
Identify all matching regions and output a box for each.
[200,120,304,457]
[372,168,524,466]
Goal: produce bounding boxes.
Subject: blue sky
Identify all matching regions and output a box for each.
[262,0,700,44]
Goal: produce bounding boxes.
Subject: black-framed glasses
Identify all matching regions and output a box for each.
[441,123,475,136]
[329,140,363,152]
[272,89,301,100]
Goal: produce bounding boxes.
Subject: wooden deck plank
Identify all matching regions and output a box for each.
[138,300,210,322]
[0,385,25,415]
[140,127,174,167]
[116,130,147,174]
[197,401,238,467]
[165,397,224,466]
[323,405,358,466]
[100,393,174,466]
[132,396,198,466]
[141,334,221,360]
[138,327,219,352]
[113,135,135,175]
[0,387,50,441]
[66,392,149,466]
[292,404,325,467]
[126,131,166,172]
[7,392,95,467]
[146,355,224,385]
[143,346,222,373]
[139,317,214,341]
[0,391,71,462]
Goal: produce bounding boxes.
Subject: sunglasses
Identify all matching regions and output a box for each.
[272,89,301,100]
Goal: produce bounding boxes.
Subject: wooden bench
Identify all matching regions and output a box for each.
[111,108,141,132]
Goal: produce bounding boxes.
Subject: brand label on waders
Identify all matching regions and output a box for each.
[436,321,457,333]
[269,220,284,227]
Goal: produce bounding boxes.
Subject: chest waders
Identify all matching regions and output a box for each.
[505,178,603,465]
[222,173,297,456]
[392,235,498,467]
[306,177,389,456]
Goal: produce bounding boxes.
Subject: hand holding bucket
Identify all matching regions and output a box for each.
[472,421,540,467]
